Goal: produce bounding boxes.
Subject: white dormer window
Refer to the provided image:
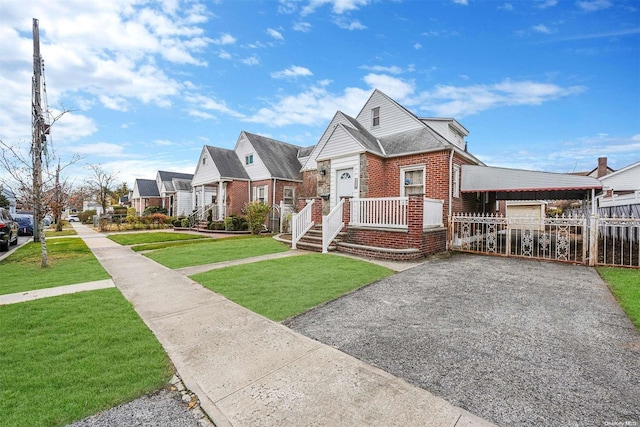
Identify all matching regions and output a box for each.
[372,107,380,127]
[245,154,253,165]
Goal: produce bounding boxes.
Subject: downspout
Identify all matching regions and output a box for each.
[272,178,276,206]
[447,148,454,251]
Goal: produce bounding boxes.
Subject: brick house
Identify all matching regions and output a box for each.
[289,89,484,259]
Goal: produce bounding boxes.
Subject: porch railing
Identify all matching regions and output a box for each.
[187,204,212,227]
[424,198,444,227]
[322,198,345,253]
[350,197,407,229]
[291,199,315,249]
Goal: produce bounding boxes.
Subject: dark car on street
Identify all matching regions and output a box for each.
[0,207,19,252]
[13,214,34,236]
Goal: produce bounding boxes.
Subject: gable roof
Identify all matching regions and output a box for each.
[134,179,160,198]
[157,170,194,192]
[379,127,451,157]
[242,132,304,180]
[205,145,250,180]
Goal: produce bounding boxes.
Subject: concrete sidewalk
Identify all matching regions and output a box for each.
[72,223,495,427]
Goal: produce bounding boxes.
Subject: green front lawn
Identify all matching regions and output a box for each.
[145,236,289,269]
[0,289,172,427]
[107,231,208,246]
[45,228,77,237]
[0,238,110,295]
[598,267,640,330]
[191,253,394,321]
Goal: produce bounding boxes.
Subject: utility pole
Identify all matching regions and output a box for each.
[31,18,50,267]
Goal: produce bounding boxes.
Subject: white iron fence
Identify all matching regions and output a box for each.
[450,213,639,268]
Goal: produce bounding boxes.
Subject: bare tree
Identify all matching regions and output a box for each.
[84,164,118,214]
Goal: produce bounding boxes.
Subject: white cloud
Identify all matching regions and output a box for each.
[537,0,558,8]
[245,85,371,126]
[499,3,514,11]
[576,0,612,12]
[335,18,366,30]
[0,0,211,146]
[362,74,415,101]
[74,142,126,157]
[271,65,313,79]
[302,0,371,15]
[241,56,260,65]
[453,0,469,5]
[414,43,423,50]
[293,21,312,32]
[532,24,554,34]
[184,94,245,118]
[267,28,285,40]
[359,65,404,74]
[416,79,586,117]
[212,33,237,45]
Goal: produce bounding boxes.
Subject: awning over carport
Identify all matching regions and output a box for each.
[461,165,602,200]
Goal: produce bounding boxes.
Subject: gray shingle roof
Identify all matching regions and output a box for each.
[135,179,160,197]
[243,132,304,180]
[172,178,192,191]
[340,125,384,156]
[157,171,194,192]
[205,145,250,180]
[379,127,450,156]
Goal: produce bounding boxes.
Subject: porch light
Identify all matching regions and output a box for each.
[319,167,327,176]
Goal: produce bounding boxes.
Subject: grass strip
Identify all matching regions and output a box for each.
[598,266,640,330]
[0,238,110,295]
[191,253,394,321]
[45,228,78,237]
[146,236,289,269]
[107,231,208,246]
[0,289,172,427]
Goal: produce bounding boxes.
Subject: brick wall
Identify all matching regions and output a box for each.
[227,181,249,216]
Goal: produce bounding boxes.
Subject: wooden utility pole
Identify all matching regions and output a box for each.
[32,18,48,266]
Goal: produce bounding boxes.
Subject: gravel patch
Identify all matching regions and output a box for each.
[285,253,640,427]
[67,376,213,427]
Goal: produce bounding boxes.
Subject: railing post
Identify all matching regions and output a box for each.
[589,215,598,266]
[408,195,424,254]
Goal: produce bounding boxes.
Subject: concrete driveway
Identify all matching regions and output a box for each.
[286,253,640,427]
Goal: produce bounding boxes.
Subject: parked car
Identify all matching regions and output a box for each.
[68,215,80,222]
[13,214,34,236]
[0,207,19,252]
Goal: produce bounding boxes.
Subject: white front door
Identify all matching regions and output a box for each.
[337,168,354,198]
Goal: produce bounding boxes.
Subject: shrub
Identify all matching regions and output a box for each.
[224,216,234,231]
[245,202,270,234]
[142,205,167,216]
[151,213,169,228]
[79,210,96,223]
[181,218,190,228]
[126,207,138,224]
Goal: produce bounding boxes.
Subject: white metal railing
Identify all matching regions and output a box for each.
[424,198,444,227]
[291,199,315,249]
[322,198,345,253]
[279,201,296,233]
[187,204,212,227]
[350,197,407,229]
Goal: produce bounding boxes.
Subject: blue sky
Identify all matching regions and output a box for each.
[1,0,638,188]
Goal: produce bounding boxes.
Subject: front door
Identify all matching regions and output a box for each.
[337,168,354,199]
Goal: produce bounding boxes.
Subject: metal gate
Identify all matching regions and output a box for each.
[450,213,640,268]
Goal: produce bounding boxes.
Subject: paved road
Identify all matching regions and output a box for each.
[286,253,640,427]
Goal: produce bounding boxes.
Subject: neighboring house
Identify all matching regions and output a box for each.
[574,157,615,178]
[131,179,161,215]
[191,145,251,221]
[156,171,194,217]
[191,133,309,221]
[598,160,640,216]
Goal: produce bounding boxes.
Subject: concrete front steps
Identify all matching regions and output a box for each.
[274,225,423,261]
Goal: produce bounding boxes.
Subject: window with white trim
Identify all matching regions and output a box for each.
[283,187,294,205]
[372,107,380,127]
[245,154,253,165]
[253,185,267,203]
[453,165,460,198]
[401,166,424,196]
